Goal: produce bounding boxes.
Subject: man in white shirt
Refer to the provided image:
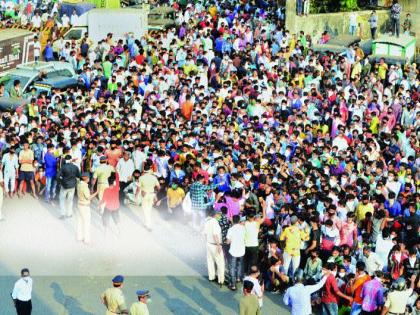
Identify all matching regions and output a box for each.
[226,215,246,291]
[31,12,41,28]
[12,268,33,315]
[33,36,41,62]
[362,246,384,275]
[243,266,264,308]
[375,229,396,270]
[385,172,402,197]
[244,213,262,275]
[61,13,70,27]
[70,9,78,26]
[116,152,135,202]
[204,209,225,287]
[133,145,146,172]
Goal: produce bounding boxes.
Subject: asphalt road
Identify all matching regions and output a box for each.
[0,196,288,314]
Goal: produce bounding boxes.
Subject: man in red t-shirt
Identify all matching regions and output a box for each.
[321,262,353,314]
[99,172,120,235]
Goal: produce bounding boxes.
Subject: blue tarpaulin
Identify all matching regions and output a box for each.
[60,2,95,17]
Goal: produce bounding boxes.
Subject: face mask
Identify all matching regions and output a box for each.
[268,231,274,235]
[147,298,152,304]
[339,272,346,278]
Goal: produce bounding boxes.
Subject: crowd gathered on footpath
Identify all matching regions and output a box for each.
[0,0,419,314]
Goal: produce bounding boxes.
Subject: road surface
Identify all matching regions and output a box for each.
[0,196,288,314]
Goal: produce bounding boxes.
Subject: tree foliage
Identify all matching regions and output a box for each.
[310,0,359,13]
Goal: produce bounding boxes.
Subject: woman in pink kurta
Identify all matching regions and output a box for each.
[340,212,358,247]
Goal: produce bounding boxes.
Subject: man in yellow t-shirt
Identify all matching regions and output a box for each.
[369,111,380,134]
[280,215,309,276]
[166,182,185,214]
[376,58,388,81]
[356,195,374,226]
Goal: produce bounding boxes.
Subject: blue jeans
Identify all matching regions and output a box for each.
[229,255,244,287]
[350,25,356,35]
[391,17,400,37]
[297,0,303,14]
[350,303,362,315]
[322,302,338,315]
[45,176,57,201]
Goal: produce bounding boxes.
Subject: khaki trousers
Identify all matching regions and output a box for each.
[206,243,225,284]
[97,183,108,201]
[142,192,154,229]
[76,204,91,243]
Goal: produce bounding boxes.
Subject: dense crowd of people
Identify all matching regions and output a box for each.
[0,0,419,314]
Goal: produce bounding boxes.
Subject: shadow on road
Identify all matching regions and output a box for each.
[155,287,202,315]
[168,276,222,315]
[196,278,239,313]
[50,282,94,315]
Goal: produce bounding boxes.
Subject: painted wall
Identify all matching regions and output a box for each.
[286,9,391,41]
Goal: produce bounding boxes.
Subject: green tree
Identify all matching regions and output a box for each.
[340,0,359,11]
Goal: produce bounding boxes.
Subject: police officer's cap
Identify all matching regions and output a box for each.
[112,275,124,284]
[136,290,150,297]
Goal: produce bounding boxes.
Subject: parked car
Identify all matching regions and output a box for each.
[311,35,362,55]
[0,62,78,112]
[0,97,27,112]
[0,61,76,97]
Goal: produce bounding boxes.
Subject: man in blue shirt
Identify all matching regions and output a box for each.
[384,192,402,217]
[215,34,225,55]
[44,143,58,203]
[284,268,329,315]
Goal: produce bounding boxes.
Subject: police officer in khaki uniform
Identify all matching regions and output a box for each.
[92,156,114,202]
[138,163,160,231]
[101,275,128,315]
[129,290,150,315]
[381,276,416,315]
[76,172,98,244]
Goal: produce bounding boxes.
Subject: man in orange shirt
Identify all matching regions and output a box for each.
[181,94,193,120]
[350,261,371,314]
[106,141,123,168]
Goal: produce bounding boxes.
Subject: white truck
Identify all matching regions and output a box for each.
[53,8,148,51]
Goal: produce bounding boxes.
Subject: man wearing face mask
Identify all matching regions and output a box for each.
[11,268,32,315]
[349,261,371,315]
[166,180,185,214]
[321,262,353,314]
[129,290,151,315]
[385,172,401,198]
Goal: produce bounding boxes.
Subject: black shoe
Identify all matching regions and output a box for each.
[229,286,237,291]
